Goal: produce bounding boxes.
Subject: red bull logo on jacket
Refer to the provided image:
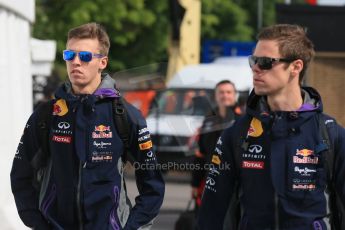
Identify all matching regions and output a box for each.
[293,148,318,164]
[296,149,314,157]
[247,118,263,138]
[92,125,112,138]
[53,99,68,116]
[94,125,111,132]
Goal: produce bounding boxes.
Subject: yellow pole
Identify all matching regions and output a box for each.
[166,0,201,82]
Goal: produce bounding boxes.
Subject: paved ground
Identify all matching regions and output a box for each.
[126,170,193,230]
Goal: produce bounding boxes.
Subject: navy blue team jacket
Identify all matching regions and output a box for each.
[10,74,165,230]
[197,87,345,230]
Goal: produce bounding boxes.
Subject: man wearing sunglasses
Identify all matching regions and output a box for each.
[11,22,165,229]
[197,24,345,229]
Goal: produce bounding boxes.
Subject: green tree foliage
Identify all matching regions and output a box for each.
[236,0,285,36]
[34,0,169,75]
[33,0,281,75]
[201,0,253,41]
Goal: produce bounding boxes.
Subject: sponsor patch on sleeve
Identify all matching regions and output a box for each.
[205,176,217,192]
[138,134,151,142]
[138,127,149,135]
[139,140,153,150]
[211,155,221,165]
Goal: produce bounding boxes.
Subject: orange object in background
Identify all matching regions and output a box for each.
[305,0,317,5]
[123,90,156,117]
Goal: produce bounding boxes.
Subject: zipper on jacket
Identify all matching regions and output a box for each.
[73,101,84,230]
[274,192,280,230]
[77,161,83,230]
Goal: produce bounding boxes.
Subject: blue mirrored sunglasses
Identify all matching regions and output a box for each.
[63,50,105,62]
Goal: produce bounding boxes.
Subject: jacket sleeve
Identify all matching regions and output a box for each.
[197,127,238,230]
[198,120,208,157]
[191,120,207,188]
[10,113,51,229]
[191,153,207,188]
[124,104,165,230]
[333,124,345,207]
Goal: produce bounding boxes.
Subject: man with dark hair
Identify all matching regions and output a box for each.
[197,24,345,229]
[191,80,241,208]
[11,22,165,229]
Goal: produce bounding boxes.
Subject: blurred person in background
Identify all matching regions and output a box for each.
[191,80,242,209]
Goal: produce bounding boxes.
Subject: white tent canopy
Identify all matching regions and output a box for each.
[167,57,253,91]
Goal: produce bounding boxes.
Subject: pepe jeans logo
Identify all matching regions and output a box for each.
[93,141,111,149]
[294,166,316,176]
